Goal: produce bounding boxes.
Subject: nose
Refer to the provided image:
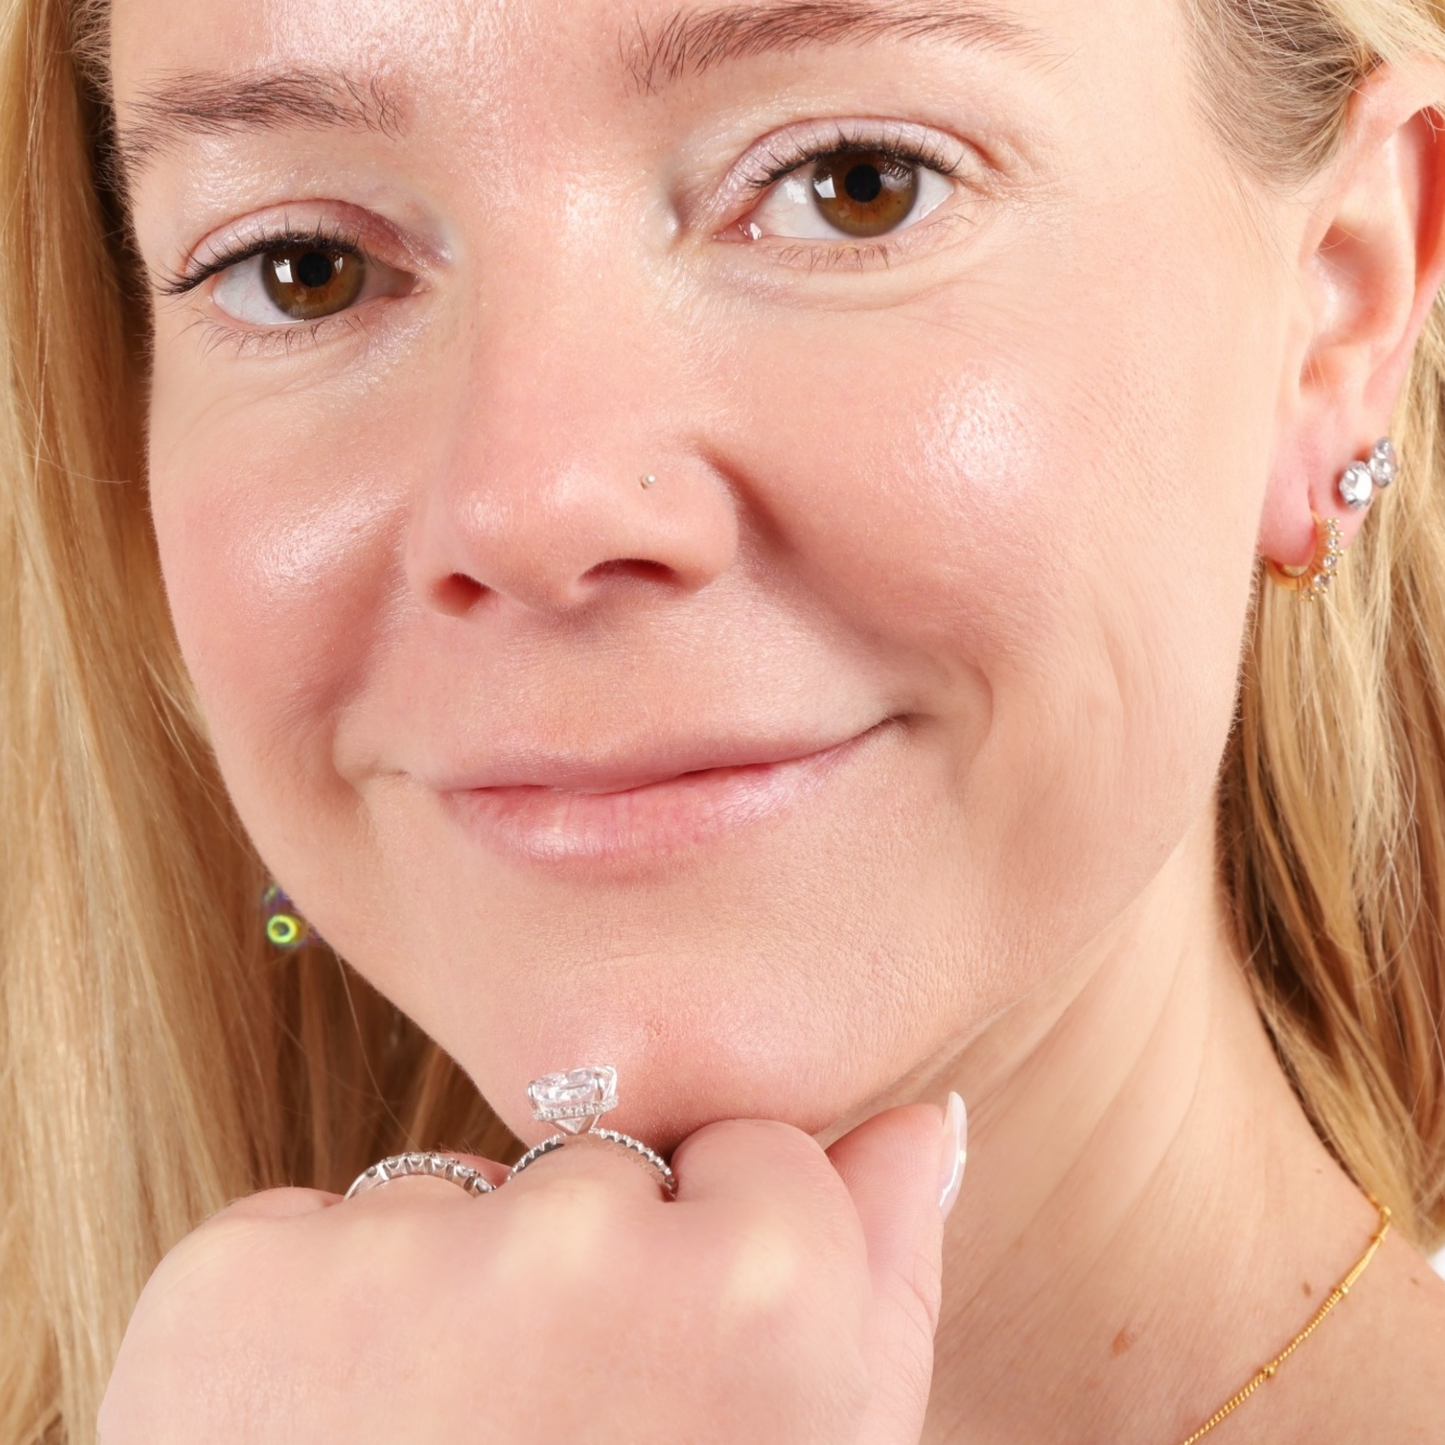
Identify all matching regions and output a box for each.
[405,283,739,619]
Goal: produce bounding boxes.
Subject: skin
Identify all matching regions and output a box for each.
[100,0,1445,1437]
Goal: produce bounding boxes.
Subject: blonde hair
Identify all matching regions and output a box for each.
[1195,0,1445,1244]
[2,0,1444,1438]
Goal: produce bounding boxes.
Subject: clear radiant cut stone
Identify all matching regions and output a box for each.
[1369,438,1398,488]
[1340,462,1373,510]
[528,1065,619,1133]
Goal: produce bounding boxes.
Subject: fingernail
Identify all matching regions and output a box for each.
[938,1091,968,1218]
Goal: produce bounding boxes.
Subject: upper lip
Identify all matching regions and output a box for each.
[427,726,880,796]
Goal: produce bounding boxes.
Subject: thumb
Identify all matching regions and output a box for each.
[826,1094,966,1445]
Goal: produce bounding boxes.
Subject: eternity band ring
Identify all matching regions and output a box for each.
[344,1150,497,1199]
[512,1065,678,1199]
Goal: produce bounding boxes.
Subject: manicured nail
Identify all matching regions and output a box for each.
[938,1091,968,1218]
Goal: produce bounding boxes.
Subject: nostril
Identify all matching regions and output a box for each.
[583,558,676,586]
[424,560,681,617]
[433,573,488,615]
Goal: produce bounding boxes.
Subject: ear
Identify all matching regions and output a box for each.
[1260,59,1445,572]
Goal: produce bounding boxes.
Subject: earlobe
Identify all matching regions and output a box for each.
[1260,59,1445,574]
[1263,513,1343,602]
[1263,436,1399,601]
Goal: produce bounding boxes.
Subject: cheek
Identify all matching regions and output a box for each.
[146,365,411,859]
[715,241,1271,947]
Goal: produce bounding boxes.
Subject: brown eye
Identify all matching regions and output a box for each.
[260,246,366,320]
[808,151,919,238]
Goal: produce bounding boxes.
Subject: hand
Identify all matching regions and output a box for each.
[98,1102,961,1445]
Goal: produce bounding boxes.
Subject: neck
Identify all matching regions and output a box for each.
[899,811,1382,1444]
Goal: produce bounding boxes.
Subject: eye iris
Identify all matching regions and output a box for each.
[262,246,365,320]
[810,150,917,237]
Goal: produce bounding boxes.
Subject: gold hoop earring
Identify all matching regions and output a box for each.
[1264,514,1343,602]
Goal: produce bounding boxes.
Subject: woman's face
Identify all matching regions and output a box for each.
[114,0,1290,1144]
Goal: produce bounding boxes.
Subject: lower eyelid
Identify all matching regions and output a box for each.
[190,312,369,360]
[729,194,977,271]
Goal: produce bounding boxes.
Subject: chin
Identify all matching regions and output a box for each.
[467,1005,895,1158]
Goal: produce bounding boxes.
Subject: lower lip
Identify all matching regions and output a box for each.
[437,728,883,865]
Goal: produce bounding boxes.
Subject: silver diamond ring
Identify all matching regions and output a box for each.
[527,1064,621,1131]
[512,1065,677,1198]
[344,1150,497,1199]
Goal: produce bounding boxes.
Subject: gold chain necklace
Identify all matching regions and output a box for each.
[1172,1197,1392,1444]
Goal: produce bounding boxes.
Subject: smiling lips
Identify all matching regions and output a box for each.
[432,725,887,864]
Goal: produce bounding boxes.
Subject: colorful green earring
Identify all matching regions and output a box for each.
[261,882,313,949]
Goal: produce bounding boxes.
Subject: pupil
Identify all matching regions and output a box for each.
[295,251,335,289]
[843,164,883,204]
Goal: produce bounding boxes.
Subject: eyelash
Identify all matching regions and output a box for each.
[154,217,376,358]
[158,121,969,353]
[155,217,368,299]
[729,120,969,269]
[734,119,964,201]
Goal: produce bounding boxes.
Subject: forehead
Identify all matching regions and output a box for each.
[107,0,1073,68]
[107,0,1184,145]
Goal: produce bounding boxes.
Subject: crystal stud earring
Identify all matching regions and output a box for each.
[1339,460,1374,511]
[1339,436,1399,511]
[1368,437,1398,488]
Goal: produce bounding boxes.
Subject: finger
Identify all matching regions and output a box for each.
[671,1116,859,1216]
[669,1117,870,1309]
[827,1102,949,1445]
[204,1186,340,1224]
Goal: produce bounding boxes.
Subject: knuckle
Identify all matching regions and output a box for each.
[508,1170,626,1238]
[710,1212,804,1322]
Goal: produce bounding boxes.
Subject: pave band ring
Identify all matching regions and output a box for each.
[344,1150,497,1199]
[512,1065,677,1199]
[510,1127,678,1198]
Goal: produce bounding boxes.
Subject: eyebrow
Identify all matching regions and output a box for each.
[622,0,1054,93]
[114,67,405,181]
[112,1,1047,183]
